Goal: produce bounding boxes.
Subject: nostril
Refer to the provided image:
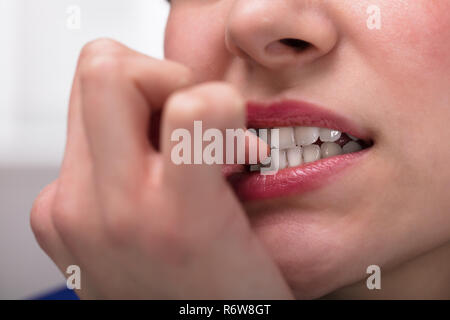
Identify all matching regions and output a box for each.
[279,38,311,52]
[265,38,314,58]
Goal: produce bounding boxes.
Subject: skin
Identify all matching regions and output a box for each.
[31,0,450,299]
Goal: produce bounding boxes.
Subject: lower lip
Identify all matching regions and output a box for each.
[227,149,370,202]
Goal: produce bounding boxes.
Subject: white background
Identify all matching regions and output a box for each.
[0,0,170,299]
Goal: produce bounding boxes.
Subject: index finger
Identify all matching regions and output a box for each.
[79,39,194,187]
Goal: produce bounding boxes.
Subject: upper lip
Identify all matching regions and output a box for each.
[246,99,372,143]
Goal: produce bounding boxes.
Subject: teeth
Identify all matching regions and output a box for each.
[320,142,342,159]
[274,127,296,149]
[303,144,321,163]
[279,150,288,169]
[342,141,362,154]
[252,126,368,171]
[319,128,341,142]
[258,129,271,146]
[294,126,319,146]
[287,147,303,167]
[270,149,288,170]
[266,149,288,171]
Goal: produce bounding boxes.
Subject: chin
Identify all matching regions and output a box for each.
[245,203,376,299]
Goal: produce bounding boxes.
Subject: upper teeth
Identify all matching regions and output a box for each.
[294,126,319,146]
[271,126,345,148]
[319,128,341,142]
[252,126,365,171]
[276,127,297,149]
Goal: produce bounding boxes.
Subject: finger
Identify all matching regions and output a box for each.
[242,129,270,165]
[215,128,270,166]
[30,181,83,293]
[59,49,92,184]
[79,39,193,187]
[161,82,246,194]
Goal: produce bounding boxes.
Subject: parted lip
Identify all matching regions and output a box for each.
[228,149,369,201]
[224,99,373,201]
[246,99,372,143]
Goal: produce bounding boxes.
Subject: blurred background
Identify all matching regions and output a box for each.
[0,0,169,299]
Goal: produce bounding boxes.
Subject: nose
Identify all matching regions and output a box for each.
[225,0,338,70]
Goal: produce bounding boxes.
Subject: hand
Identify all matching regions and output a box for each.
[30,39,293,299]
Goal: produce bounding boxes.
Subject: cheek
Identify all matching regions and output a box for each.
[349,1,450,125]
[164,9,229,82]
[397,3,450,66]
[372,1,450,71]
[372,4,450,149]
[365,2,450,218]
[344,0,450,81]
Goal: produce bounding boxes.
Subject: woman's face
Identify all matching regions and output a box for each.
[164,0,450,298]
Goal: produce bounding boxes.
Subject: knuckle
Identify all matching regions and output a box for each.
[51,190,80,241]
[200,82,240,97]
[165,82,244,125]
[165,91,206,121]
[200,82,244,115]
[79,38,126,82]
[198,82,242,102]
[30,182,57,247]
[80,38,124,60]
